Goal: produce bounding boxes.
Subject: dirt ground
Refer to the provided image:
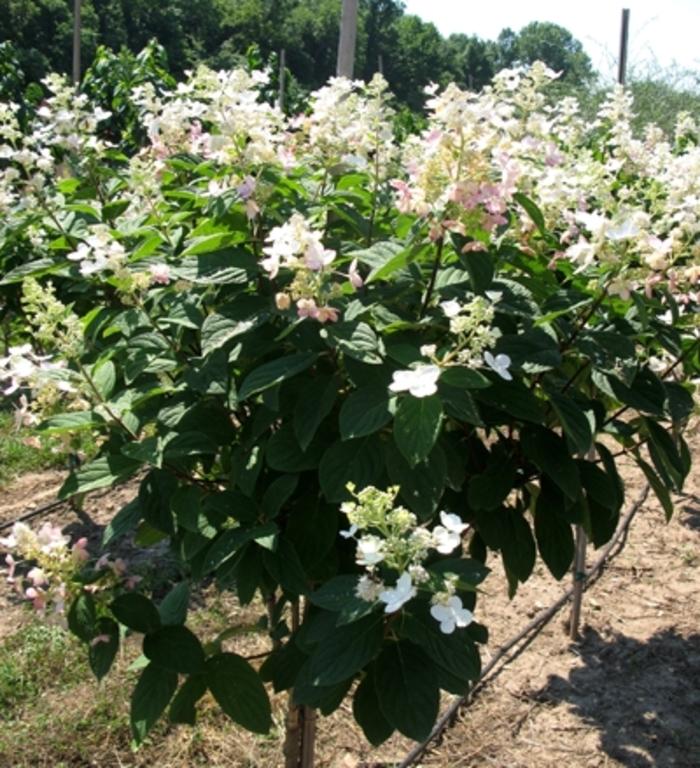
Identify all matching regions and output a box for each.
[0,430,698,768]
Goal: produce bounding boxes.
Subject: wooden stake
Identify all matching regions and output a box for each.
[336,0,359,78]
[278,49,286,112]
[72,0,82,85]
[569,523,587,639]
[618,8,630,86]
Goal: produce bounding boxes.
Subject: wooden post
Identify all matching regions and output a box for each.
[278,49,286,112]
[569,446,595,639]
[72,0,82,85]
[336,0,359,78]
[618,8,630,86]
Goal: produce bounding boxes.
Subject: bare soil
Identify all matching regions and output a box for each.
[0,429,698,768]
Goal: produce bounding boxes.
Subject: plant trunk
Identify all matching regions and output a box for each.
[283,600,317,768]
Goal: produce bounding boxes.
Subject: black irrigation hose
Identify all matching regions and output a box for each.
[397,483,651,768]
[0,498,67,533]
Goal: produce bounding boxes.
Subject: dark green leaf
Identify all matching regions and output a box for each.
[169,675,207,725]
[319,437,384,502]
[88,618,119,681]
[500,508,536,583]
[386,445,447,520]
[353,666,394,746]
[323,322,384,365]
[393,394,443,467]
[339,385,395,439]
[205,653,272,734]
[374,642,439,741]
[293,375,338,451]
[535,492,575,580]
[548,392,593,455]
[68,593,97,643]
[521,426,581,500]
[308,614,384,686]
[158,582,190,626]
[238,353,318,401]
[111,593,161,634]
[130,663,178,744]
[144,625,205,675]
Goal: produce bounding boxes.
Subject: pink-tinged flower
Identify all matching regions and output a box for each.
[275,292,291,310]
[90,633,111,647]
[430,595,473,634]
[461,240,487,253]
[72,537,89,563]
[236,175,256,200]
[25,586,47,612]
[27,567,47,586]
[150,263,171,285]
[4,553,16,583]
[36,523,68,552]
[390,179,412,213]
[245,199,260,220]
[348,258,363,289]
[304,241,335,271]
[316,305,339,324]
[378,572,416,613]
[644,273,663,298]
[124,574,143,590]
[296,298,319,320]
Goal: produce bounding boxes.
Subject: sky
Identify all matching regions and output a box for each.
[401,0,700,82]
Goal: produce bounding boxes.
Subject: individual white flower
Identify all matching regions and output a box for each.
[356,534,386,567]
[389,365,441,398]
[378,572,416,613]
[606,218,640,241]
[420,344,437,358]
[483,351,512,380]
[355,574,385,602]
[432,511,469,554]
[440,299,461,318]
[339,523,358,539]
[430,595,474,634]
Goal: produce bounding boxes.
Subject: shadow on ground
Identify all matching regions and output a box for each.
[679,493,700,532]
[538,627,700,767]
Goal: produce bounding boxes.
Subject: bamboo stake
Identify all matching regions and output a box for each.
[618,9,630,86]
[278,49,286,112]
[72,0,82,85]
[336,0,359,78]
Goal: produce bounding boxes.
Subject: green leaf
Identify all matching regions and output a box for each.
[92,360,117,399]
[204,523,278,573]
[293,375,338,451]
[308,576,375,624]
[169,675,207,725]
[353,666,394,746]
[58,455,141,499]
[263,538,309,596]
[172,250,255,284]
[439,367,490,389]
[428,558,490,586]
[130,663,178,744]
[102,498,142,546]
[163,431,218,458]
[475,380,545,424]
[238,352,318,401]
[144,626,205,675]
[308,614,384,686]
[111,593,161,634]
[496,329,561,373]
[440,384,483,426]
[259,638,308,693]
[365,242,412,283]
[386,445,446,520]
[521,426,581,500]
[535,490,575,580]
[374,641,440,741]
[262,474,299,518]
[68,593,97,643]
[88,618,119,681]
[513,192,547,235]
[266,426,323,472]
[636,456,674,521]
[158,582,190,626]
[664,381,695,423]
[468,453,517,511]
[205,653,272,734]
[201,313,262,356]
[319,437,384,502]
[500,508,536,583]
[393,394,443,467]
[339,385,395,439]
[323,321,384,365]
[548,392,593,455]
[41,410,104,434]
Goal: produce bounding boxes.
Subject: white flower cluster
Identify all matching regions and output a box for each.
[0,522,89,615]
[341,485,473,634]
[263,213,342,323]
[67,224,127,277]
[0,344,72,397]
[133,66,284,166]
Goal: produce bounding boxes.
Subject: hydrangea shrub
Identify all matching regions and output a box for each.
[0,60,698,750]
